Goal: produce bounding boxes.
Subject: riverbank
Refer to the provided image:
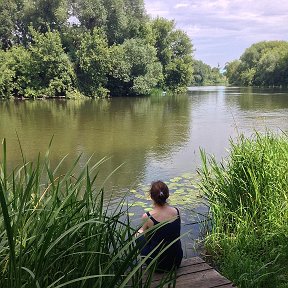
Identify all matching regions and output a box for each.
[199,132,288,288]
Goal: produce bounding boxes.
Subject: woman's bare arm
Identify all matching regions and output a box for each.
[137,213,150,235]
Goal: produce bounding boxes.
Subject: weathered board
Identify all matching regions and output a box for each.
[148,257,236,288]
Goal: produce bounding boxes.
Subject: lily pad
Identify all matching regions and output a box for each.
[131,201,148,208]
[181,172,194,179]
[170,177,182,182]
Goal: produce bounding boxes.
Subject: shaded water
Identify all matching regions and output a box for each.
[1,86,288,255]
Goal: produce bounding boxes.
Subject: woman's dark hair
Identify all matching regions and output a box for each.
[150,181,169,206]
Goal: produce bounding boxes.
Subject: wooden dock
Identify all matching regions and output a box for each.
[149,256,235,287]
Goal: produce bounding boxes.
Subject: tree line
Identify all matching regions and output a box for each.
[0,0,194,98]
[191,60,226,86]
[225,41,288,87]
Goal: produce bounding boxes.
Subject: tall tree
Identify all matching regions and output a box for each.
[0,0,70,48]
[22,0,69,33]
[76,28,110,97]
[151,18,193,91]
[225,41,288,86]
[0,0,25,49]
[192,60,225,86]
[123,0,148,39]
[109,38,163,95]
[102,0,128,44]
[0,0,195,97]
[27,29,75,97]
[72,0,107,31]
[0,0,15,49]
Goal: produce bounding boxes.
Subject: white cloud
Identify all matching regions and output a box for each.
[174,3,189,9]
[145,1,170,17]
[145,0,288,67]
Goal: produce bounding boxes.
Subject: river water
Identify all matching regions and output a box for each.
[1,86,288,255]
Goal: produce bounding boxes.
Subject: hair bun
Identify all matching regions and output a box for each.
[150,181,169,206]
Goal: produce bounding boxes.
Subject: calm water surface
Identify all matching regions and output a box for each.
[1,86,288,255]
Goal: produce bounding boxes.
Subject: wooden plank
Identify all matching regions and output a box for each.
[146,257,209,283]
[142,257,235,288]
[177,263,212,276]
[150,262,212,282]
[180,257,206,267]
[175,269,232,288]
[213,284,236,288]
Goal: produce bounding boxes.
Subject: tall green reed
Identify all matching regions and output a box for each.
[198,132,288,288]
[0,139,178,288]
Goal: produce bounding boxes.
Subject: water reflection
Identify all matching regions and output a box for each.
[0,95,192,194]
[1,88,288,191]
[224,87,288,110]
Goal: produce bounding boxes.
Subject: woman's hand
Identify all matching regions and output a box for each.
[135,227,144,237]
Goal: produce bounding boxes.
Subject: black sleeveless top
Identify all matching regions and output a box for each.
[142,207,183,271]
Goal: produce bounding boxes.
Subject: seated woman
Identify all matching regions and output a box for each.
[137,180,183,271]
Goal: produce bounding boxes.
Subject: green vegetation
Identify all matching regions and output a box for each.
[225,41,288,87]
[0,0,194,98]
[0,139,179,287]
[191,60,226,86]
[151,18,193,92]
[199,133,288,287]
[0,29,76,98]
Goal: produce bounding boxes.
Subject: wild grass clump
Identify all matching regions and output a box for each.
[199,132,288,288]
[0,139,175,288]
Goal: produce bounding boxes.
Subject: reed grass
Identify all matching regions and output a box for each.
[198,132,288,288]
[0,139,178,288]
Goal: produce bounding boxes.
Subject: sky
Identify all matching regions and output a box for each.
[145,0,288,68]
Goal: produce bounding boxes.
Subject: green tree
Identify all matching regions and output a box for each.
[191,60,210,85]
[0,0,70,48]
[109,38,163,95]
[150,18,174,67]
[225,60,242,85]
[191,60,225,86]
[22,0,69,33]
[72,0,147,44]
[0,49,16,97]
[123,0,148,40]
[151,18,193,91]
[0,0,16,49]
[255,45,288,86]
[225,41,288,86]
[1,0,196,97]
[0,45,37,98]
[0,0,25,49]
[76,28,110,97]
[102,0,129,45]
[72,0,107,31]
[28,29,76,97]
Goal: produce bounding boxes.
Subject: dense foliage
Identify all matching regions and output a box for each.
[199,133,288,288]
[191,60,226,86]
[0,0,194,98]
[151,18,194,91]
[225,41,288,86]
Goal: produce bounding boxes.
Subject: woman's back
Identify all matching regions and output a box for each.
[137,181,183,271]
[141,207,183,271]
[146,207,181,242]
